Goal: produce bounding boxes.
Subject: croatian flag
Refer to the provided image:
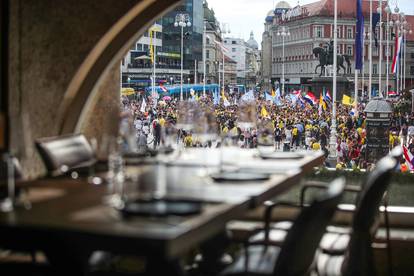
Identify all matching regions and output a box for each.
[325,91,332,102]
[403,146,414,170]
[304,92,317,106]
[392,35,403,74]
[160,84,168,93]
[388,91,397,96]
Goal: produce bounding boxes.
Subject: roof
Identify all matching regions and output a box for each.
[275,1,291,9]
[281,0,414,41]
[364,98,393,113]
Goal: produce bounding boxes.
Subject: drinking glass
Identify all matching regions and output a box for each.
[257,118,276,155]
[0,153,16,212]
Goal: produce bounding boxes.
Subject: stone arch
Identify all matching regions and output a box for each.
[57,0,181,134]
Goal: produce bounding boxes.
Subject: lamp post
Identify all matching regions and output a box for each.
[174,13,191,101]
[170,77,173,85]
[276,26,290,96]
[329,0,338,159]
[377,0,383,97]
[127,77,131,88]
[385,3,391,98]
[221,23,231,94]
[203,20,207,97]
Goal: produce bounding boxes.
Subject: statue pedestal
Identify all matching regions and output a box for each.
[310,76,353,100]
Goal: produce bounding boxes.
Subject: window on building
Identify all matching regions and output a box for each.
[206,37,210,44]
[410,66,414,75]
[336,27,341,38]
[143,44,148,51]
[373,46,378,56]
[232,48,236,52]
[232,40,236,44]
[136,43,143,51]
[347,27,353,39]
[314,26,323,38]
[206,64,210,74]
[206,50,210,59]
[411,53,414,59]
[347,45,353,55]
[373,64,378,74]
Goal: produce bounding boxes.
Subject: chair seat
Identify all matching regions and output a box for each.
[221,245,280,276]
[249,222,351,254]
[316,253,345,276]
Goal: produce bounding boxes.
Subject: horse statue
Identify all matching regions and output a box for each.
[313,46,351,77]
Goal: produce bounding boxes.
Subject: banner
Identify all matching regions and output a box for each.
[355,0,364,70]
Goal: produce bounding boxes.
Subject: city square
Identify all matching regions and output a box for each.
[1,0,414,275]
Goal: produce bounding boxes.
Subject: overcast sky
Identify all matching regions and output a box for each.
[207,0,414,49]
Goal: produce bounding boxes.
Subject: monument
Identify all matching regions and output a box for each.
[364,98,393,163]
[311,41,353,100]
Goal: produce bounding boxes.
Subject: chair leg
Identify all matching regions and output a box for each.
[383,193,393,276]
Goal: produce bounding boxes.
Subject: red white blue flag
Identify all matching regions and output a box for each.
[403,145,414,170]
[392,35,403,74]
[304,92,317,106]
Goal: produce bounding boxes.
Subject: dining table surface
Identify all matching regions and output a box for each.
[0,149,324,261]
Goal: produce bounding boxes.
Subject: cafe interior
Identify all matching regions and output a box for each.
[1,0,414,275]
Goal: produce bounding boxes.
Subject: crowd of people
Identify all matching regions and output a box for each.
[120,89,414,171]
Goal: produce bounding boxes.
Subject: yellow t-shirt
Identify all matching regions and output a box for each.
[312,142,321,151]
[159,117,166,127]
[292,128,298,136]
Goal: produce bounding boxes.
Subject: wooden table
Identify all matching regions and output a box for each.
[0,150,323,274]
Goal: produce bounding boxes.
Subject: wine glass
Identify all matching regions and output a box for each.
[257,118,276,155]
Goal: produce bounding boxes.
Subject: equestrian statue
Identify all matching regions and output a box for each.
[313,41,351,77]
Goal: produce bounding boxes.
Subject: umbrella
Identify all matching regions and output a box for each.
[162,96,172,101]
[296,123,304,133]
[134,55,150,60]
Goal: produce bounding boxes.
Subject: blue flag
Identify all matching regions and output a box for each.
[372,13,380,47]
[355,0,364,70]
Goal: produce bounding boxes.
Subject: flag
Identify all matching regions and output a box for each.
[222,90,230,107]
[275,87,281,99]
[140,98,147,113]
[372,13,380,48]
[159,83,168,93]
[213,89,220,105]
[388,91,397,96]
[392,35,403,74]
[304,92,317,106]
[319,94,326,111]
[260,106,269,117]
[403,145,414,170]
[271,89,276,97]
[241,90,254,102]
[325,91,332,102]
[149,30,155,64]
[355,0,364,69]
[265,92,274,102]
[342,94,352,105]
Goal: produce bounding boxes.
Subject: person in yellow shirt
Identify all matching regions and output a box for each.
[184,133,193,147]
[159,117,166,127]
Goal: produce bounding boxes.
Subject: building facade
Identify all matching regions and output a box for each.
[268,0,414,95]
[224,37,246,84]
[161,0,203,71]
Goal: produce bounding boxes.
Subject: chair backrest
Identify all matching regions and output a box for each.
[0,154,23,181]
[273,177,345,276]
[344,156,397,276]
[35,134,94,174]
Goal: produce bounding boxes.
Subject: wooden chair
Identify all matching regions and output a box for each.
[35,133,95,176]
[220,177,345,276]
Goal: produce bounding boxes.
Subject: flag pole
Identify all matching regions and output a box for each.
[329,0,338,160]
[386,5,390,98]
[368,0,373,99]
[378,0,383,97]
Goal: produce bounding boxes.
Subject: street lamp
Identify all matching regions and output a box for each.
[170,77,174,85]
[221,23,231,93]
[174,13,191,101]
[385,2,391,98]
[127,77,131,88]
[276,26,290,96]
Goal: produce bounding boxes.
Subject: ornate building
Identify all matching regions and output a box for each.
[266,0,414,93]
